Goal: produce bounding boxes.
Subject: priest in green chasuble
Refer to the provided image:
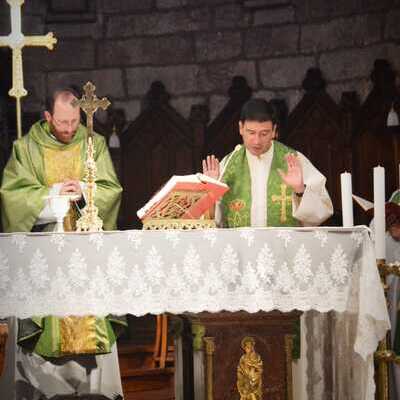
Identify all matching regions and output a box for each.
[0,88,125,399]
[203,99,333,228]
[0,89,121,233]
[203,98,333,400]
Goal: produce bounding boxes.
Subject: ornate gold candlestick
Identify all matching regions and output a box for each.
[72,81,110,232]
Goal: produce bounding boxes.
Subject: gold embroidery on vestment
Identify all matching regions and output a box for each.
[60,316,97,355]
[43,144,83,231]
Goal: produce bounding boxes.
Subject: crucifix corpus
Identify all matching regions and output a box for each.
[73,81,111,232]
[0,0,57,139]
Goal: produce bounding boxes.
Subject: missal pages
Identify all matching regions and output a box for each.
[137,173,229,222]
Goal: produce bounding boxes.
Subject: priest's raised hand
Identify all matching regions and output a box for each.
[202,154,220,180]
[278,153,305,195]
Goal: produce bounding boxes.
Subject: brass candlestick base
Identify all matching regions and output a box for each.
[76,138,103,232]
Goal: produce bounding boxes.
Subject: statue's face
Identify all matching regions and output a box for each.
[45,97,80,144]
[243,341,254,353]
[239,120,276,157]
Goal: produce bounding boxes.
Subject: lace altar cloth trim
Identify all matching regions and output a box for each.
[0,226,389,365]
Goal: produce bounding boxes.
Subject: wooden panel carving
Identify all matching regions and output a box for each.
[0,323,7,378]
[185,311,300,400]
[203,76,252,160]
[120,82,207,229]
[285,68,354,225]
[352,59,400,223]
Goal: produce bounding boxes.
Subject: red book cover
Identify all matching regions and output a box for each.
[137,173,229,221]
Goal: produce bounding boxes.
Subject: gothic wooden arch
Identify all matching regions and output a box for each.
[285,68,354,225]
[203,76,252,160]
[352,59,400,218]
[120,82,207,229]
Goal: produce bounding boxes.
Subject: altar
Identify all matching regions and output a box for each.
[0,226,390,399]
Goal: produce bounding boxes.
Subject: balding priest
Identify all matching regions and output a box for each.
[0,87,125,399]
[202,98,334,399]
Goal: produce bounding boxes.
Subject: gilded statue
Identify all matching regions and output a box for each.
[237,336,263,400]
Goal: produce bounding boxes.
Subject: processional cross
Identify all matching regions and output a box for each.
[73,82,110,232]
[271,184,292,223]
[0,0,57,139]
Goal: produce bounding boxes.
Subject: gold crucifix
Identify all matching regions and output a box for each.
[271,184,292,223]
[72,81,110,138]
[0,0,57,139]
[74,82,110,232]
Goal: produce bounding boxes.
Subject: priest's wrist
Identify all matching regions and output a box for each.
[294,184,306,197]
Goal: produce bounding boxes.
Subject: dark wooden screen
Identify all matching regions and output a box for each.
[352,59,400,221]
[120,82,207,229]
[203,76,252,160]
[285,68,354,225]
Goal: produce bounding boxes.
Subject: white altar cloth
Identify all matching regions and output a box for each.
[0,226,390,399]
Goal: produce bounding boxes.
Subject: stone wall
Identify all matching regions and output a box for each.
[0,0,399,123]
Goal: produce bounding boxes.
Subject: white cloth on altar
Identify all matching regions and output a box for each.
[215,141,334,227]
[0,227,390,400]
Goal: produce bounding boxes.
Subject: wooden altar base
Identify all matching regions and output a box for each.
[183,311,301,400]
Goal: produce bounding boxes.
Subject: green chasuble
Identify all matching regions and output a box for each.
[220,141,300,228]
[0,120,122,232]
[0,120,126,357]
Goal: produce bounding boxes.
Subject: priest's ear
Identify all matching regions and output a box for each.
[238,120,244,137]
[44,110,52,124]
[273,123,279,140]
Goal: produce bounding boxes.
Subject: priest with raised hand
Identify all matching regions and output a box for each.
[202,98,333,228]
[0,87,125,399]
[202,98,333,400]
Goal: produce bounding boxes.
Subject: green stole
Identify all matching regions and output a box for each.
[221,141,300,228]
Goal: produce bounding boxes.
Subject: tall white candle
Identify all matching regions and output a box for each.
[373,166,386,260]
[340,172,354,227]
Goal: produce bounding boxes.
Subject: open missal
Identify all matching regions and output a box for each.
[137,173,229,221]
[353,194,400,219]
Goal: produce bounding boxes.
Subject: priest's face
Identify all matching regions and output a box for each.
[45,97,80,144]
[239,120,277,156]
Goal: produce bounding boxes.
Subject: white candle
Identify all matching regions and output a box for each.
[373,166,386,260]
[340,172,354,227]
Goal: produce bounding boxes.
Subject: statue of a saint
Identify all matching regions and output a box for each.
[237,336,263,400]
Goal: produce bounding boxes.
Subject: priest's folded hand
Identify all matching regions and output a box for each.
[60,179,83,199]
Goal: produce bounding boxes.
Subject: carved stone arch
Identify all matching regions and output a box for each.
[285,68,354,225]
[120,82,207,229]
